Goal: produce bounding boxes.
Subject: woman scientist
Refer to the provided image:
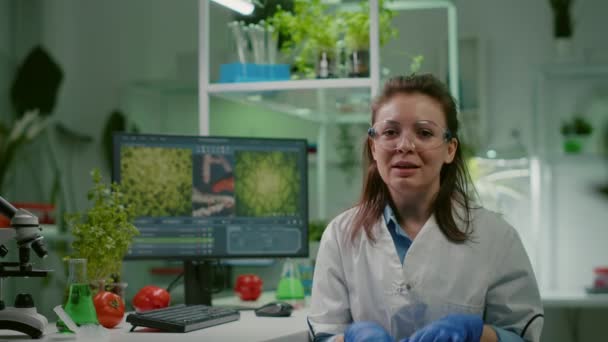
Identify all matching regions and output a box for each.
[307,74,543,342]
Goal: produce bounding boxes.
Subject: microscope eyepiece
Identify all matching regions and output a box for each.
[31,239,48,259]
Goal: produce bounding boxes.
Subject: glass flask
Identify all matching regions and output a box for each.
[57,258,98,332]
[276,258,305,300]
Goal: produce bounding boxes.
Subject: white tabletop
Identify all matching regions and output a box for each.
[541,291,608,308]
[0,308,310,342]
[4,291,606,340]
[212,291,309,309]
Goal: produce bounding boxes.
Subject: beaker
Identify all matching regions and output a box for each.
[298,260,314,296]
[57,258,98,332]
[276,258,305,300]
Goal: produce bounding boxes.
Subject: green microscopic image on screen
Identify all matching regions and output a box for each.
[234,150,301,217]
[120,146,193,217]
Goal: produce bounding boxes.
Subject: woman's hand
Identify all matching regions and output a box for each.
[398,314,484,342]
[480,325,498,342]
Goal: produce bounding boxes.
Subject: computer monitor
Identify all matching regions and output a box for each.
[112,133,309,305]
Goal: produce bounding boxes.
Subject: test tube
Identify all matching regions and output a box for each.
[228,21,248,64]
[267,25,278,65]
[247,23,265,64]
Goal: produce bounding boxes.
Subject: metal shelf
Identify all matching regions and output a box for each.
[207,78,372,93]
[199,0,460,219]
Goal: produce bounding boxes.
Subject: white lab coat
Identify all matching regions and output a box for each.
[308,206,543,342]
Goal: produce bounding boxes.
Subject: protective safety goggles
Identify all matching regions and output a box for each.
[368,119,453,152]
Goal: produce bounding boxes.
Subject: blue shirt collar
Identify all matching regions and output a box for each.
[383,205,410,239]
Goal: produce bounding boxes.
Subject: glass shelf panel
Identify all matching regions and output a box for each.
[209,86,372,125]
[207,78,372,92]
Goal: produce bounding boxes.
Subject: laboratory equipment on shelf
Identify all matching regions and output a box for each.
[221,21,289,83]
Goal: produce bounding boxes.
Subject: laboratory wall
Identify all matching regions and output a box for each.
[454,0,608,149]
[0,1,12,123]
[4,0,200,212]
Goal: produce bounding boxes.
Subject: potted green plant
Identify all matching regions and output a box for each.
[269,0,342,78]
[561,115,593,154]
[308,220,328,243]
[341,0,397,77]
[65,169,139,287]
[310,13,342,79]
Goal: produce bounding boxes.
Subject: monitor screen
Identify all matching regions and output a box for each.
[112,133,309,260]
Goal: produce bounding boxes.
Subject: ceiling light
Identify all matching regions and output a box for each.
[210,0,255,15]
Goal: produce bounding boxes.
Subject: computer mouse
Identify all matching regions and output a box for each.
[254,301,293,317]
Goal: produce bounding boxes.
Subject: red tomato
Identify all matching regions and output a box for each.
[132,285,171,312]
[234,274,263,301]
[93,291,125,328]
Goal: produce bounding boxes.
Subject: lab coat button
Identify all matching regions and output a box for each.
[406,283,412,290]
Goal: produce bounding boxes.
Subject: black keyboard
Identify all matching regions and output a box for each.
[126,304,240,333]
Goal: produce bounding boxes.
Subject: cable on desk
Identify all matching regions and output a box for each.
[165,259,230,295]
[166,272,184,293]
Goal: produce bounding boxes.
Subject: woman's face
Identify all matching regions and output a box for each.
[371,92,457,198]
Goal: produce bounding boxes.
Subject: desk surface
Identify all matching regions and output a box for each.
[0,309,310,342]
[2,291,607,341]
[0,292,310,341]
[541,291,608,308]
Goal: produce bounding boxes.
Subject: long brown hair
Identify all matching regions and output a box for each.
[351,74,476,243]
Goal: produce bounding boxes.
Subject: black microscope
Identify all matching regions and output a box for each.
[0,195,50,339]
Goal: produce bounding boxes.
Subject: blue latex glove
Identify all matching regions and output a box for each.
[344,321,395,342]
[398,314,483,342]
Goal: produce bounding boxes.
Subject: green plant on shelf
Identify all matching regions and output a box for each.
[561,115,593,136]
[308,220,328,242]
[341,0,397,52]
[269,0,341,78]
[560,115,593,154]
[268,0,399,78]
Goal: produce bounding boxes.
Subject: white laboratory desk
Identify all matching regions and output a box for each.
[541,291,608,308]
[3,291,606,341]
[540,291,608,341]
[0,310,310,342]
[0,292,310,342]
